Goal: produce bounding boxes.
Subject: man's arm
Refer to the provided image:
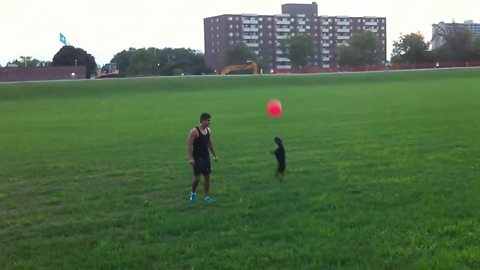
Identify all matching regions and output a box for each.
[187,129,198,164]
[207,128,217,161]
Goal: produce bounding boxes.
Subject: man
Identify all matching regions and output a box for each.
[187,113,218,203]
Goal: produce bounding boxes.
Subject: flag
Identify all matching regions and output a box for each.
[59,33,67,45]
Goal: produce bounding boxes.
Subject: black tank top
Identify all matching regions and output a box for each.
[193,127,210,158]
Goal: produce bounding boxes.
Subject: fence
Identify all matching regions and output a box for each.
[271,61,480,74]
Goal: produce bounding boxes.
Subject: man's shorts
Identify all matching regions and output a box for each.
[193,156,211,176]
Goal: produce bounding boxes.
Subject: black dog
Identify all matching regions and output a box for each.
[273,136,286,176]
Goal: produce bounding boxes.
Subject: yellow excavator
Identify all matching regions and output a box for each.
[220,61,259,75]
[96,62,119,78]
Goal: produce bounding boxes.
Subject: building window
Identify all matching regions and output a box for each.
[230,25,233,29]
[228,32,233,37]
[228,17,233,21]
[268,17,272,21]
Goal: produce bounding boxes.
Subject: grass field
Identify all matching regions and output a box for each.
[1,69,480,269]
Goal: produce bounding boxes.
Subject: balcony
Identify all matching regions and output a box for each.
[322,28,330,33]
[276,57,290,62]
[242,18,259,24]
[243,27,259,32]
[337,28,350,33]
[322,50,330,54]
[337,21,350,26]
[365,28,378,33]
[322,21,330,25]
[276,27,291,32]
[337,35,350,40]
[321,35,330,40]
[275,19,291,25]
[297,20,306,25]
[322,43,330,47]
[246,42,259,47]
[276,35,289,39]
[243,35,259,39]
[365,21,378,26]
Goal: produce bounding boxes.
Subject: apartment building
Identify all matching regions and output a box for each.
[432,20,480,49]
[204,2,387,72]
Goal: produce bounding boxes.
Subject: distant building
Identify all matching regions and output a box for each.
[432,20,480,49]
[204,2,387,72]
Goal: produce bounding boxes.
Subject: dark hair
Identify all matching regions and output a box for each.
[200,112,211,123]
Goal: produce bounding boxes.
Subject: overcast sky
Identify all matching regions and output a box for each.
[1,0,478,66]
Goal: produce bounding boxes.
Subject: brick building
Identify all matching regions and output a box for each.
[204,2,386,72]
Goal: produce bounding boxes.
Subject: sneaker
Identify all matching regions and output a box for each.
[189,192,196,203]
[204,196,216,203]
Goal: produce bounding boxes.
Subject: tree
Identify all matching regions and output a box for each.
[127,48,155,76]
[281,35,314,67]
[52,46,97,78]
[226,42,257,65]
[444,27,474,61]
[111,47,211,77]
[472,38,480,61]
[337,31,384,66]
[111,48,136,76]
[7,56,42,67]
[391,32,432,64]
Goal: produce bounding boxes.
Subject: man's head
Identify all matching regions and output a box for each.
[199,112,211,127]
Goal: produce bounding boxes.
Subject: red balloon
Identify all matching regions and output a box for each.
[267,99,282,118]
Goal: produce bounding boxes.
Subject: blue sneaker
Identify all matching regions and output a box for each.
[189,192,196,203]
[204,196,216,203]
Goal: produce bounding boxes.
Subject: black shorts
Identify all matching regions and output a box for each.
[193,156,211,176]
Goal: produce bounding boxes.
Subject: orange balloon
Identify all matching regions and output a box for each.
[267,99,282,118]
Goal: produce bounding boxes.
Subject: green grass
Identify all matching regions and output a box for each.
[1,69,480,269]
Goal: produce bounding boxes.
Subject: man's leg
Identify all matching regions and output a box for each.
[203,173,216,202]
[192,175,201,193]
[190,175,200,203]
[203,173,210,197]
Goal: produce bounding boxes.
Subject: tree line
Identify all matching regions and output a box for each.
[4,24,480,77]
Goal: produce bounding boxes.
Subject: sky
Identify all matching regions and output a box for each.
[1,0,479,66]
